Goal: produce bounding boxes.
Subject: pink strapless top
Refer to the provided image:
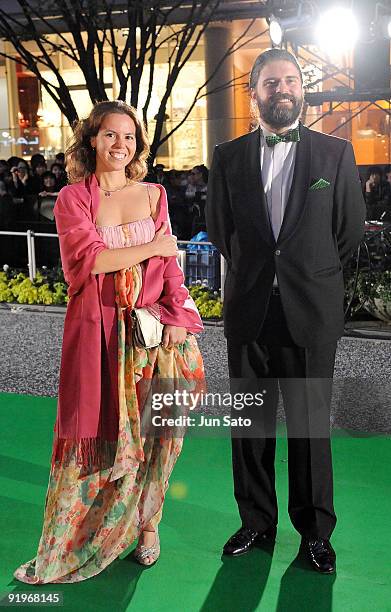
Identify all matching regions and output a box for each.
[95,216,160,319]
[95,217,155,249]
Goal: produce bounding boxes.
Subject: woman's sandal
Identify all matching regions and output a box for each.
[134,530,160,567]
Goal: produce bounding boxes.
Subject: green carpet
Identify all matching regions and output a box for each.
[0,392,390,612]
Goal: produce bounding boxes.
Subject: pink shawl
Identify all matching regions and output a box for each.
[51,175,203,472]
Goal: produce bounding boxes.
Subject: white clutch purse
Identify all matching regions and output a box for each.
[131,307,164,349]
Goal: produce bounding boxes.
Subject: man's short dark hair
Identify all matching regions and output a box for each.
[249,48,303,89]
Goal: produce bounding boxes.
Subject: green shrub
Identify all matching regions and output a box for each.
[0,269,224,319]
[0,267,69,305]
[188,283,223,319]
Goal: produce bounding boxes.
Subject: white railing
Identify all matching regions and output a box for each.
[0,230,227,300]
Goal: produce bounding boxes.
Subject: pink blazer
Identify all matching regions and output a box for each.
[53,175,203,439]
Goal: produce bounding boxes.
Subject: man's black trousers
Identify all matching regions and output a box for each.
[227,294,337,540]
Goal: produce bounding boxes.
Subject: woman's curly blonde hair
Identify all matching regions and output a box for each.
[65,100,150,184]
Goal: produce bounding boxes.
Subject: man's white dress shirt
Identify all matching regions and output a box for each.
[260,119,299,240]
[259,120,299,285]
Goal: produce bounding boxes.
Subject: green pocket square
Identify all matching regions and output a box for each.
[309,178,331,190]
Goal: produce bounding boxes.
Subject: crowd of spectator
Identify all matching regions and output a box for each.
[147,164,208,239]
[0,154,208,240]
[361,165,391,221]
[0,153,67,228]
[2,150,390,240]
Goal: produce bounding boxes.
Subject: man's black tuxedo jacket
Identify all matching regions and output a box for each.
[205,124,366,346]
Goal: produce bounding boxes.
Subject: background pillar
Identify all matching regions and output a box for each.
[204,24,235,166]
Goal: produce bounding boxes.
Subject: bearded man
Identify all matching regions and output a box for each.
[206,48,365,573]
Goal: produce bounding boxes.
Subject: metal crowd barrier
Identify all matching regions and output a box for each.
[1,223,391,310]
[0,230,228,301]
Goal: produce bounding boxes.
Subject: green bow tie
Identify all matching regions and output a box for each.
[265,127,300,147]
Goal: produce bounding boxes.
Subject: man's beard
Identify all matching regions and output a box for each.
[257,93,303,130]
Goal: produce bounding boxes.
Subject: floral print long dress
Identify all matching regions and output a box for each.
[14,217,205,584]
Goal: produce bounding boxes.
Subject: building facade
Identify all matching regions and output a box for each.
[0,16,390,168]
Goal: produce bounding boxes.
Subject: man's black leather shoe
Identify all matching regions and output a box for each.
[223,526,277,556]
[301,538,336,574]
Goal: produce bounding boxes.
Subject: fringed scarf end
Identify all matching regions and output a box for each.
[51,437,118,476]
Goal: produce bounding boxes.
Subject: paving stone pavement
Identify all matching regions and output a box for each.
[0,311,390,432]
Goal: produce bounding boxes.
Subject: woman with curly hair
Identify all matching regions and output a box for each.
[14,100,205,583]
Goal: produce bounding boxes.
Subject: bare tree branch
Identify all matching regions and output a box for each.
[149,0,221,155]
[0,0,270,163]
[153,23,268,155]
[158,73,250,147]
